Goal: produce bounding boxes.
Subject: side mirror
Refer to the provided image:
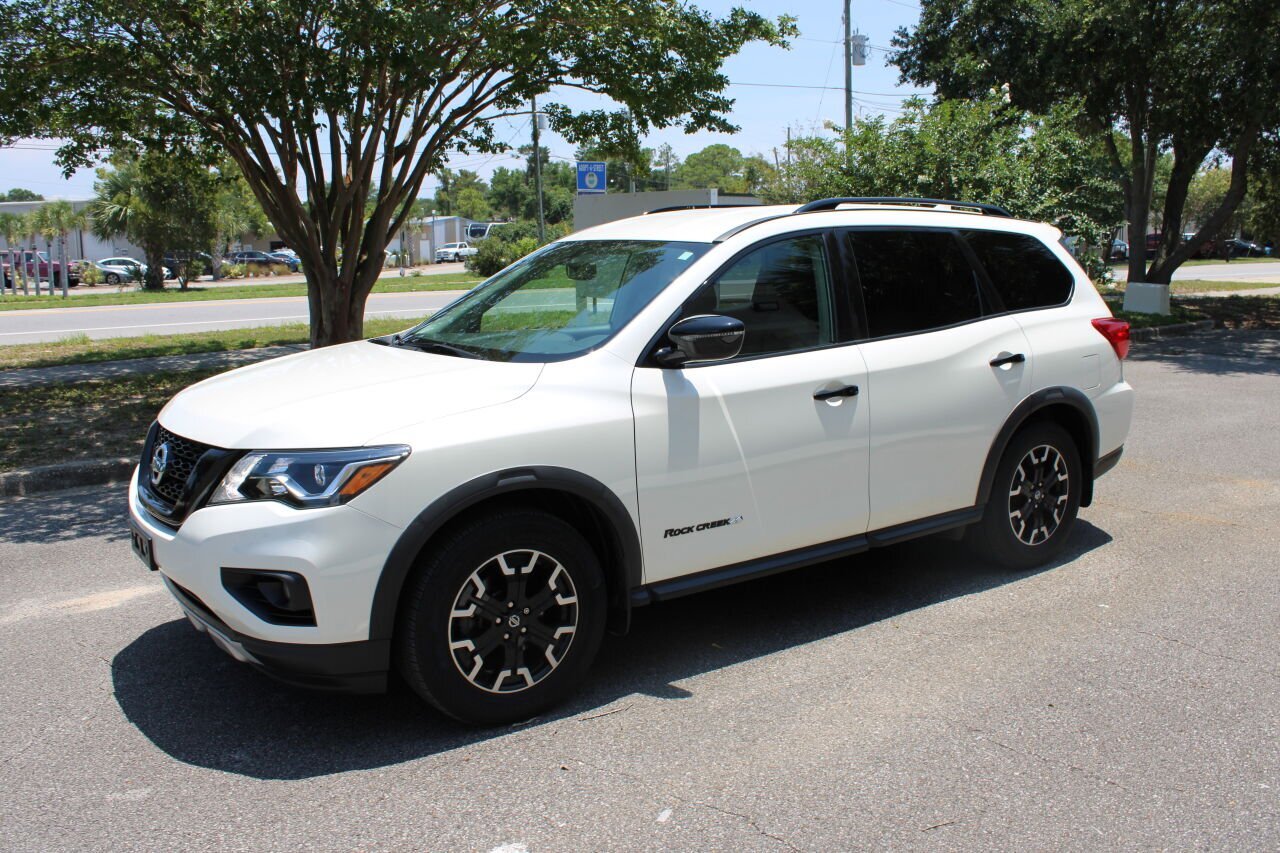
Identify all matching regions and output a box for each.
[655,314,745,367]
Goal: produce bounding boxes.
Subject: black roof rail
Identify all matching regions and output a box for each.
[795,197,1013,217]
[643,203,760,215]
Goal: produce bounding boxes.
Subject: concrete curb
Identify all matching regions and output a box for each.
[1129,319,1215,341]
[0,457,135,499]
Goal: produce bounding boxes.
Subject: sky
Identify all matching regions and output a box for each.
[0,1,926,201]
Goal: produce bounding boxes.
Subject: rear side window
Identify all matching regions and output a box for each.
[846,230,982,338]
[962,230,1073,311]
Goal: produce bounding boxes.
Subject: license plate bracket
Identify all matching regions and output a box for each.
[129,519,156,571]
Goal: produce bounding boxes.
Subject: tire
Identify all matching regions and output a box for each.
[396,508,607,725]
[968,421,1082,571]
[106,273,120,285]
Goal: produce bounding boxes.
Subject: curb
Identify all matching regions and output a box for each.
[1129,319,1215,341]
[0,457,135,499]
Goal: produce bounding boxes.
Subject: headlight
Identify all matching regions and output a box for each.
[208,445,410,509]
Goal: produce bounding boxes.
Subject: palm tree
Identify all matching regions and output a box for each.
[26,205,61,296]
[88,157,155,290]
[41,201,86,296]
[0,212,27,294]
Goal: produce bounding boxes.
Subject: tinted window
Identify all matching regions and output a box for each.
[683,235,834,357]
[847,230,982,338]
[963,230,1073,311]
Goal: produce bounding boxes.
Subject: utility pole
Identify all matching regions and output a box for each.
[531,95,546,243]
[844,0,853,170]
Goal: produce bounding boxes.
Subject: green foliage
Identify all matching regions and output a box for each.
[764,93,1122,278]
[1,0,793,344]
[79,261,102,286]
[88,148,219,290]
[1243,137,1280,247]
[892,0,1280,284]
[466,221,566,277]
[672,144,774,194]
[2,188,43,201]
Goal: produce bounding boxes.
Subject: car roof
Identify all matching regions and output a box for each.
[570,203,1059,244]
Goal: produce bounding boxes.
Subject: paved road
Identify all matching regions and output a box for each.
[0,290,469,345]
[1116,259,1280,283]
[2,329,1278,850]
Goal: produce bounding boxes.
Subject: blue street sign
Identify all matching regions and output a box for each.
[576,161,607,194]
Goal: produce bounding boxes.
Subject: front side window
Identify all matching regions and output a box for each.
[962,230,1073,311]
[847,229,982,338]
[679,234,835,358]
[399,240,708,361]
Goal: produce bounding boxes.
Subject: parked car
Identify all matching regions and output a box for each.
[128,197,1134,725]
[2,249,80,288]
[1109,239,1129,261]
[227,250,280,270]
[265,251,301,272]
[91,257,170,285]
[163,252,216,279]
[435,241,478,263]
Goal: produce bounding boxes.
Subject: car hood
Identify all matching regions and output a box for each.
[159,341,543,448]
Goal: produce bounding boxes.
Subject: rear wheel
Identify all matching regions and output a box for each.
[969,421,1082,571]
[106,272,121,285]
[396,509,606,725]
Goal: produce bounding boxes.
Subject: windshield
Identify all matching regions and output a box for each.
[397,239,709,362]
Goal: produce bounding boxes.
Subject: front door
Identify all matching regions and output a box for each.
[632,233,871,584]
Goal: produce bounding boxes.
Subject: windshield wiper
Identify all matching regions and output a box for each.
[390,336,479,359]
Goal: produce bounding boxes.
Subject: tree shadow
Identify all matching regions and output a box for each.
[111,521,1112,780]
[1129,328,1280,377]
[0,485,130,544]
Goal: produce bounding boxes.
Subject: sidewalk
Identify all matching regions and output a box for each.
[0,344,305,389]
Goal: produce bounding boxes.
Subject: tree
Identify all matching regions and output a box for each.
[433,169,491,220]
[210,161,269,279]
[37,200,86,295]
[89,148,219,290]
[762,93,1122,278]
[1243,137,1280,249]
[0,211,29,292]
[2,188,43,201]
[892,0,1280,291]
[2,1,793,346]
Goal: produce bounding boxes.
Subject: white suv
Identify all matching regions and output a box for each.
[127,198,1134,724]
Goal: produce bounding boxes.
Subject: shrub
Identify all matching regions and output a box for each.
[269,262,289,276]
[80,263,102,286]
[222,263,246,279]
[465,220,566,277]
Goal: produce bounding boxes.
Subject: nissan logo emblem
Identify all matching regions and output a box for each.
[150,442,170,486]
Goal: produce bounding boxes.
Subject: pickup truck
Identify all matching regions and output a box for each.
[434,242,479,263]
[2,250,80,288]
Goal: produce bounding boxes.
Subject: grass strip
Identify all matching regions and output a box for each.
[0,316,419,371]
[1098,278,1278,295]
[0,369,223,472]
[0,273,479,311]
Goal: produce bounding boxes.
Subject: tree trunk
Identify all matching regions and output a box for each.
[143,244,166,290]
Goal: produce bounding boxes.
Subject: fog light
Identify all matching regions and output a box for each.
[221,568,316,626]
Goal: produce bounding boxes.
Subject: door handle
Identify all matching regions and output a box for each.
[989,353,1026,367]
[814,384,859,401]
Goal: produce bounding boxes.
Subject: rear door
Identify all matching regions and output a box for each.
[844,228,1034,530]
[632,232,871,583]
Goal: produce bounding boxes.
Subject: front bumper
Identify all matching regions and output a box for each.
[164,575,388,692]
[128,467,404,690]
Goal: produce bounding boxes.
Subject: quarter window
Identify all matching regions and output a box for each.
[682,235,835,357]
[847,230,982,338]
[962,230,1073,311]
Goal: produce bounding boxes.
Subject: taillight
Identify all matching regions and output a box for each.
[1092,318,1130,360]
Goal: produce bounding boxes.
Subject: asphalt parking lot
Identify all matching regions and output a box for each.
[1,329,1277,851]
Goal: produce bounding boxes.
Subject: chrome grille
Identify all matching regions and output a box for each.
[145,426,212,507]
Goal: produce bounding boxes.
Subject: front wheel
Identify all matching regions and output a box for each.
[396,509,607,725]
[968,421,1082,571]
[106,273,121,285]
